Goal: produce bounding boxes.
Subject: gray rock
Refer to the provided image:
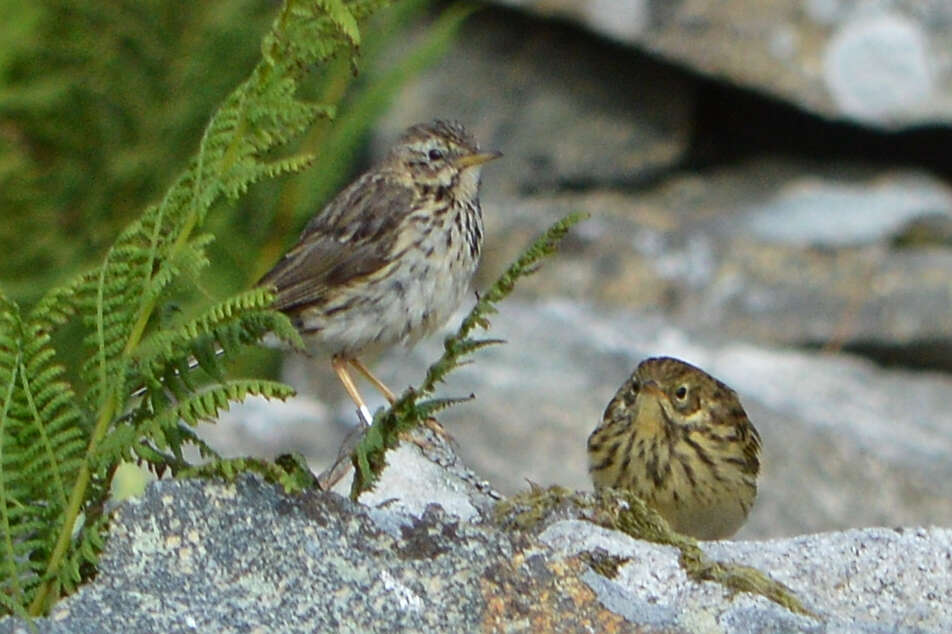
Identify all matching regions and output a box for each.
[471,162,952,362]
[4,439,951,632]
[12,476,512,633]
[702,527,952,633]
[542,519,952,632]
[357,426,503,522]
[823,11,934,125]
[489,0,952,128]
[745,173,952,247]
[377,8,952,362]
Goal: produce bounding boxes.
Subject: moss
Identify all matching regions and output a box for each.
[493,484,577,531]
[578,549,630,580]
[494,486,814,618]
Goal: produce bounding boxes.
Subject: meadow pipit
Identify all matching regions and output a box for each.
[588,357,761,540]
[259,120,500,425]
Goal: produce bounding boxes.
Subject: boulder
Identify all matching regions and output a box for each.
[490,0,952,128]
[4,433,950,632]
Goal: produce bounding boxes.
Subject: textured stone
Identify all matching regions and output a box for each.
[470,162,952,363]
[490,0,952,129]
[3,449,951,632]
[356,426,502,522]
[823,12,934,125]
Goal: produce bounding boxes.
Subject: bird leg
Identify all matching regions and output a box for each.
[336,356,449,446]
[331,355,374,427]
[349,358,397,403]
[348,357,449,443]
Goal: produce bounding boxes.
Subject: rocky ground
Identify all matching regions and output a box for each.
[6,432,949,632]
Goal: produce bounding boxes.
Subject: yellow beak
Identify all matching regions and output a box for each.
[639,380,666,401]
[455,150,502,169]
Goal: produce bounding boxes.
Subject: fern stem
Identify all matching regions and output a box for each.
[124,194,199,360]
[95,250,110,393]
[18,353,68,508]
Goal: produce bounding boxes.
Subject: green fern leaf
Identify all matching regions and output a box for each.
[142,379,295,464]
[180,453,315,493]
[0,292,90,612]
[134,288,303,393]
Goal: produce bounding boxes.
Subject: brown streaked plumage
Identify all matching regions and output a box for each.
[587,357,761,540]
[259,120,500,425]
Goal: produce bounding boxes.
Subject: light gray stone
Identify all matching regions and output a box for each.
[468,162,952,362]
[489,0,952,128]
[823,12,934,124]
[4,448,950,632]
[744,173,952,247]
[702,527,952,632]
[357,425,502,522]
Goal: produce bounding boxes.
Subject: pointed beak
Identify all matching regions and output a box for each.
[639,380,665,400]
[455,150,502,169]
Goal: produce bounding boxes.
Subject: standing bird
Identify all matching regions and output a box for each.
[259,120,500,425]
[588,357,761,540]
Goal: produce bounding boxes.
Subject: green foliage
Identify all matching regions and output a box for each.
[0,0,410,617]
[0,0,473,311]
[0,0,277,301]
[180,453,318,493]
[350,212,589,496]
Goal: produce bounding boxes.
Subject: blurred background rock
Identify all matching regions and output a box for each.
[4,0,950,540]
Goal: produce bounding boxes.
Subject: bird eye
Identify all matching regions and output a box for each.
[674,385,688,400]
[427,148,444,161]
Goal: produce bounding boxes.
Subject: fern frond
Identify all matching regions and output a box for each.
[419,337,505,393]
[55,514,109,597]
[179,453,316,494]
[0,296,30,607]
[18,330,87,503]
[134,288,303,390]
[0,292,90,613]
[351,212,589,494]
[129,424,223,479]
[220,154,318,200]
[411,395,475,420]
[20,0,394,616]
[150,234,215,295]
[27,280,82,333]
[155,379,296,429]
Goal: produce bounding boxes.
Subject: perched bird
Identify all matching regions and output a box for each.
[588,357,761,540]
[259,120,500,425]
